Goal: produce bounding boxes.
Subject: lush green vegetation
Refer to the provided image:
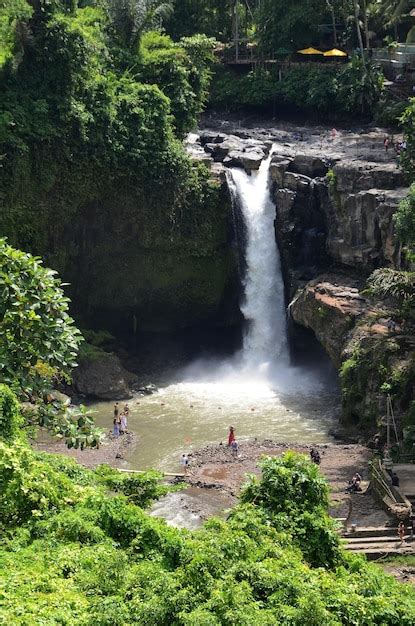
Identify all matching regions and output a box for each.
[0,1,238,333]
[0,240,103,448]
[165,1,415,53]
[1,415,415,624]
[1,2,415,621]
[0,238,81,395]
[210,59,384,118]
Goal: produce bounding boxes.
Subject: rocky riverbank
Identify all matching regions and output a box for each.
[34,430,137,469]
[185,440,390,528]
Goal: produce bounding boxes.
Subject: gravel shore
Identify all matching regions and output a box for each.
[186,440,390,527]
[34,430,137,469]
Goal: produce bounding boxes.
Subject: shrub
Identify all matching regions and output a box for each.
[0,383,22,442]
[395,183,415,251]
[241,452,329,515]
[366,268,415,304]
[0,441,77,527]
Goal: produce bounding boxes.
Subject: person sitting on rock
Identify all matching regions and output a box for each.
[310,448,321,465]
[346,473,362,493]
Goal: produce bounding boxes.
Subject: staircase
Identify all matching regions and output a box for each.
[343,526,415,560]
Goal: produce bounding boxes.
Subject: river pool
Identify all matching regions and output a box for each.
[90,359,340,472]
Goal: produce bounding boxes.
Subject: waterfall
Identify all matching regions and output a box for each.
[229,154,289,375]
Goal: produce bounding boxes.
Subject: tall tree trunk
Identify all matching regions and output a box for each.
[331,5,337,46]
[327,1,337,46]
[362,0,370,50]
[354,0,366,68]
[234,0,239,61]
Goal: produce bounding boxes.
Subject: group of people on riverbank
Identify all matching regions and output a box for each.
[112,402,129,437]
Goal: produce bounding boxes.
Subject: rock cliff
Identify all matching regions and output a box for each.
[269,129,408,297]
[193,120,413,434]
[290,275,415,434]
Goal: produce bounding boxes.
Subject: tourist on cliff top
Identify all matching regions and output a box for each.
[228,426,235,447]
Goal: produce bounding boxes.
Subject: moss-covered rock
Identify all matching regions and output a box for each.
[0,148,239,334]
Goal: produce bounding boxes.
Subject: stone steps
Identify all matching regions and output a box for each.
[342,526,415,559]
[343,526,411,539]
[345,535,408,544]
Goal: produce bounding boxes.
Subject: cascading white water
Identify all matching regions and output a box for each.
[229,153,289,373]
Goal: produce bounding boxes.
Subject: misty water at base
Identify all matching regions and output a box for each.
[90,154,340,472]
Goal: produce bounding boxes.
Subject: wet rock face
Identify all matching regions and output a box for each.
[290,276,367,368]
[268,135,408,297]
[72,353,136,400]
[326,162,406,270]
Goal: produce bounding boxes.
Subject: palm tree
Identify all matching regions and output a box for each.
[108,0,173,51]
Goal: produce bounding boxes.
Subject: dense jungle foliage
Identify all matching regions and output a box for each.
[1,402,415,625]
[0,0,240,333]
[210,60,384,118]
[0,0,216,254]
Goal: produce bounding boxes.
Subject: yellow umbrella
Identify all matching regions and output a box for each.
[297,47,324,55]
[323,48,348,57]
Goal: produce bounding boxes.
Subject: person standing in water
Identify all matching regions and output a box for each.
[120,411,127,434]
[113,415,120,437]
[228,426,235,447]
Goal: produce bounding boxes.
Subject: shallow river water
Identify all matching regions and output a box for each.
[90,362,340,473]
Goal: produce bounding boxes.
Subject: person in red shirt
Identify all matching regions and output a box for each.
[228,426,235,447]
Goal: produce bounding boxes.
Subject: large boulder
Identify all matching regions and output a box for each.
[223,148,265,171]
[72,351,136,400]
[288,154,329,178]
[290,277,367,367]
